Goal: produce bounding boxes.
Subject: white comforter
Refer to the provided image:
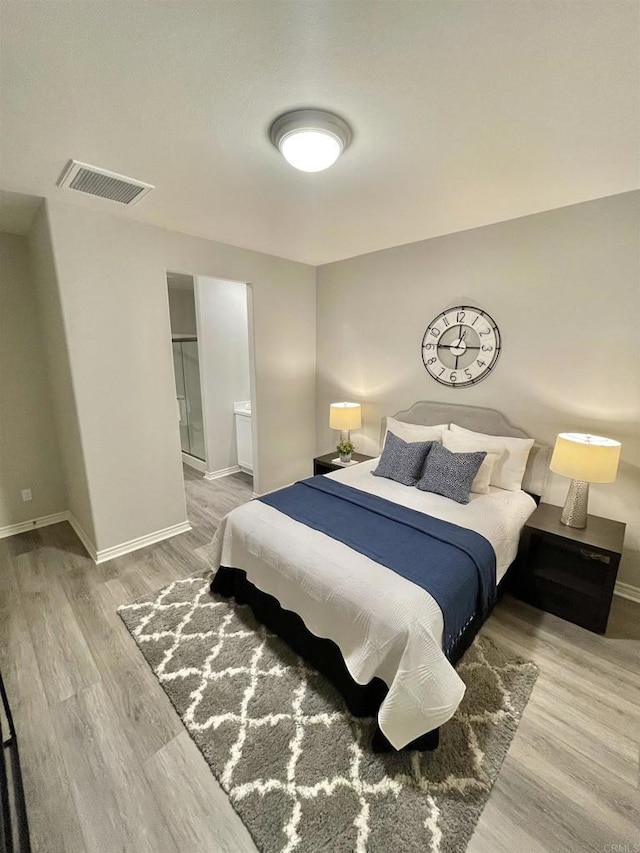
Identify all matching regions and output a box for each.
[207,460,535,749]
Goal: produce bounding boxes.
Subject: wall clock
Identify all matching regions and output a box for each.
[421,305,501,387]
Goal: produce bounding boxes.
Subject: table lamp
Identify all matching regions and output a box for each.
[550,433,621,528]
[329,402,361,445]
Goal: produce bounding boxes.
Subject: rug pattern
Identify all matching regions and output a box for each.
[119,576,538,853]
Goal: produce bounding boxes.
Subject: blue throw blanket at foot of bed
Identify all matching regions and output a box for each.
[259,476,497,657]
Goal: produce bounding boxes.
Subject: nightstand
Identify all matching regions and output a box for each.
[313,452,374,476]
[514,502,625,634]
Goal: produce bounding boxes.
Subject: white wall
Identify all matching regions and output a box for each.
[0,231,66,529]
[195,277,251,475]
[41,198,316,555]
[316,192,640,588]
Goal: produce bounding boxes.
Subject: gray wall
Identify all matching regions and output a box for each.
[0,231,66,528]
[316,192,640,587]
[168,285,197,337]
[42,198,316,554]
[159,223,317,497]
[28,206,98,544]
[195,277,251,475]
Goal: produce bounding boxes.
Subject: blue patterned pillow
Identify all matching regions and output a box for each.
[416,442,487,504]
[372,431,433,486]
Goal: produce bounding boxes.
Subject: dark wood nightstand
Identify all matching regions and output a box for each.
[514,502,625,634]
[313,452,374,476]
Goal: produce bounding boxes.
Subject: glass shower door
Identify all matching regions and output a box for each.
[172,338,205,461]
[172,341,189,454]
[181,341,205,460]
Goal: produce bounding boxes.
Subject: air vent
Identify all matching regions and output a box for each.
[57,160,154,205]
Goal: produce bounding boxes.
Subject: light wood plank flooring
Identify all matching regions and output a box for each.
[1,466,638,853]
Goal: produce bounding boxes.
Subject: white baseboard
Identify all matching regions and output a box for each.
[3,509,191,567]
[0,511,69,540]
[0,510,100,563]
[614,581,640,604]
[181,452,206,473]
[66,513,98,562]
[93,520,192,564]
[204,465,241,481]
[67,514,192,565]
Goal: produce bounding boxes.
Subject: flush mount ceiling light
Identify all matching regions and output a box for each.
[270,109,352,172]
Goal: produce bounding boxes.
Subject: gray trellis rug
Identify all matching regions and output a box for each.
[118,575,538,853]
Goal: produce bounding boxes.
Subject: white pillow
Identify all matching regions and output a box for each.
[449,423,534,492]
[384,416,448,445]
[442,431,501,494]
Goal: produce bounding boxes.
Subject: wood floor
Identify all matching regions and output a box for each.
[1,466,638,853]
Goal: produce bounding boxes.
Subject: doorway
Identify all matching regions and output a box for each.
[166,271,256,509]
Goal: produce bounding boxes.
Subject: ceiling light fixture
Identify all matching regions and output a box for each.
[270,109,352,173]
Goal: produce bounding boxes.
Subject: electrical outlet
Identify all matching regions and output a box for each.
[21,489,32,502]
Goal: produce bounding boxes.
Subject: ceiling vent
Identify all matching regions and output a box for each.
[57,160,154,206]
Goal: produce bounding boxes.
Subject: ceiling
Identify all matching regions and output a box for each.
[0,1,637,265]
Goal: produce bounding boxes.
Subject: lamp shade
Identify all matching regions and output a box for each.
[329,402,361,431]
[550,433,621,483]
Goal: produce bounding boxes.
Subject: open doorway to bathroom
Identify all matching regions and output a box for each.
[166,272,255,521]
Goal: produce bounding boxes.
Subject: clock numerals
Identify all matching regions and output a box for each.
[421,306,501,388]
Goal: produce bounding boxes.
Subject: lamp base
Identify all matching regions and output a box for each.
[560,479,589,528]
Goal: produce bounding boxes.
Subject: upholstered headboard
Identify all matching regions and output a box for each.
[380,401,550,498]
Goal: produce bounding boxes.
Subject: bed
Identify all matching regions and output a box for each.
[206,401,549,752]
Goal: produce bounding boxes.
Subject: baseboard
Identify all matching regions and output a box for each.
[204,465,241,481]
[0,510,101,564]
[67,513,99,562]
[181,452,206,473]
[67,515,192,565]
[614,581,640,604]
[3,510,194,566]
[0,511,69,540]
[93,520,192,564]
